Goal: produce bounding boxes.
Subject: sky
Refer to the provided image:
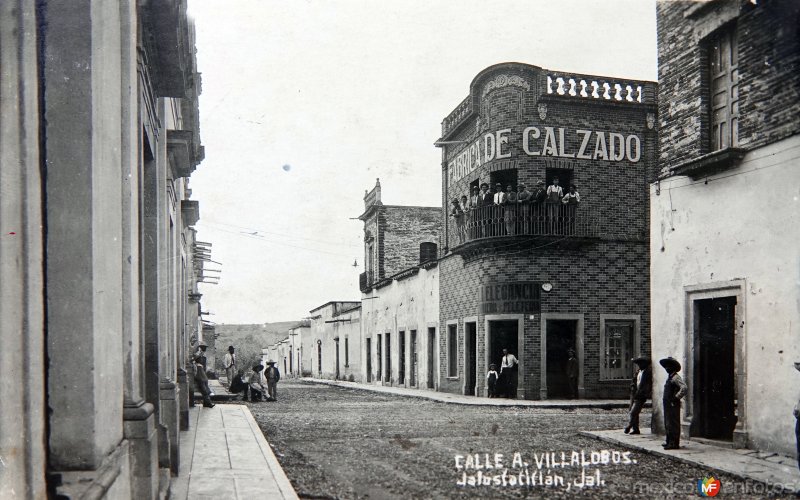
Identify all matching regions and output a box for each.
[187,0,658,324]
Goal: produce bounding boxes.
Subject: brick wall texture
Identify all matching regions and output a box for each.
[437,63,656,399]
[656,0,800,174]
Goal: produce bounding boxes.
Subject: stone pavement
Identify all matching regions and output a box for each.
[581,428,800,493]
[171,403,298,500]
[303,378,642,409]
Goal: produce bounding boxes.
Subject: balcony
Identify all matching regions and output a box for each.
[448,204,598,252]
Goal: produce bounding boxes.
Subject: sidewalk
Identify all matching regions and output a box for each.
[581,429,800,492]
[171,403,298,500]
[302,378,641,409]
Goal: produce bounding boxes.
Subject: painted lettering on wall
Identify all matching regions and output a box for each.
[479,282,541,315]
[447,127,642,185]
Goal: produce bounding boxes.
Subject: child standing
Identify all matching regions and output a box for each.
[486,364,499,398]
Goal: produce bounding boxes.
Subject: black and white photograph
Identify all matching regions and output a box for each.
[1,0,799,498]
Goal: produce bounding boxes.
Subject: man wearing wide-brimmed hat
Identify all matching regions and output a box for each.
[265,360,281,401]
[625,356,652,435]
[659,356,687,450]
[193,355,214,408]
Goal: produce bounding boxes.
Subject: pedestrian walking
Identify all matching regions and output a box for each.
[228,368,250,401]
[500,347,519,399]
[223,345,236,389]
[566,349,579,399]
[265,359,281,401]
[660,356,687,450]
[193,355,214,408]
[486,364,499,398]
[625,356,652,434]
[249,364,266,402]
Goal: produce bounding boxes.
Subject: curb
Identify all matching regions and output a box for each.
[579,430,798,492]
[300,378,646,410]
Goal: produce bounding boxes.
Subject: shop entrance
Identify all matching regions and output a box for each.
[465,322,477,396]
[546,320,577,398]
[488,320,519,397]
[692,296,737,440]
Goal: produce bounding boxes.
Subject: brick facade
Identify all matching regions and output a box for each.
[656,0,800,175]
[437,63,657,399]
[359,179,441,286]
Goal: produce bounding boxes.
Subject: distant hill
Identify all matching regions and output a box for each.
[214,321,302,349]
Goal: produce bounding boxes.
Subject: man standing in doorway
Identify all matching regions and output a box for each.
[660,357,687,450]
[224,345,236,389]
[566,349,579,399]
[500,347,519,399]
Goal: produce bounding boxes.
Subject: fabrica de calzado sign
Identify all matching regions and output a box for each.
[479,282,541,315]
[448,127,642,186]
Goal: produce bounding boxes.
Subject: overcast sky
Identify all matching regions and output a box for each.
[187,0,658,324]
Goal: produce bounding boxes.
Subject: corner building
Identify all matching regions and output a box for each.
[437,63,658,399]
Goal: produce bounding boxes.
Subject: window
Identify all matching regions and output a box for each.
[398,331,406,383]
[344,337,349,367]
[602,320,634,380]
[708,24,739,151]
[447,324,458,377]
[419,242,437,264]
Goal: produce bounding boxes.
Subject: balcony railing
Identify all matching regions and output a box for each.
[448,203,597,248]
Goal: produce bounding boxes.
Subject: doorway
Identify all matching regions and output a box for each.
[427,327,436,389]
[366,338,372,383]
[488,320,519,397]
[546,320,577,398]
[376,334,382,381]
[399,331,406,386]
[692,296,737,440]
[385,332,392,384]
[410,330,417,387]
[465,322,477,396]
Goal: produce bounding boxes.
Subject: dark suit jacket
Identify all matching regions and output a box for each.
[482,192,495,206]
[632,366,652,401]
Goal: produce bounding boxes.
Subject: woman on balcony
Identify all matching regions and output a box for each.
[450,198,466,245]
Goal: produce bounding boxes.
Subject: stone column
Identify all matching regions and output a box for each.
[43,0,127,494]
[0,2,46,498]
[120,1,158,498]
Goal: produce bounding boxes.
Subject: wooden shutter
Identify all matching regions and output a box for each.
[710,26,739,150]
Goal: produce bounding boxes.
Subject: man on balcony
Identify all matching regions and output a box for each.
[546,177,564,233]
[502,184,517,236]
[516,184,532,234]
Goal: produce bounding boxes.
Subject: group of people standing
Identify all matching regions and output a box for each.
[624,356,686,450]
[450,177,581,243]
[192,344,282,407]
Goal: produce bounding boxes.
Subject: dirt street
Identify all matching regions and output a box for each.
[244,381,788,499]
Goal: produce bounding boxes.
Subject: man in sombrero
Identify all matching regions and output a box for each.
[625,356,652,435]
[660,357,687,450]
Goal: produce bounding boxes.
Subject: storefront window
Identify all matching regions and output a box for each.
[602,320,633,380]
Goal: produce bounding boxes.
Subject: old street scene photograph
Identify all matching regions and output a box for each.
[2,0,800,498]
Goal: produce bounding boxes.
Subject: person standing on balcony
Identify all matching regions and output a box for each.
[516,184,532,234]
[546,177,564,233]
[470,186,482,209]
[562,184,580,235]
[502,184,517,235]
[450,198,465,245]
[460,195,471,241]
[530,180,547,233]
[479,183,493,238]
